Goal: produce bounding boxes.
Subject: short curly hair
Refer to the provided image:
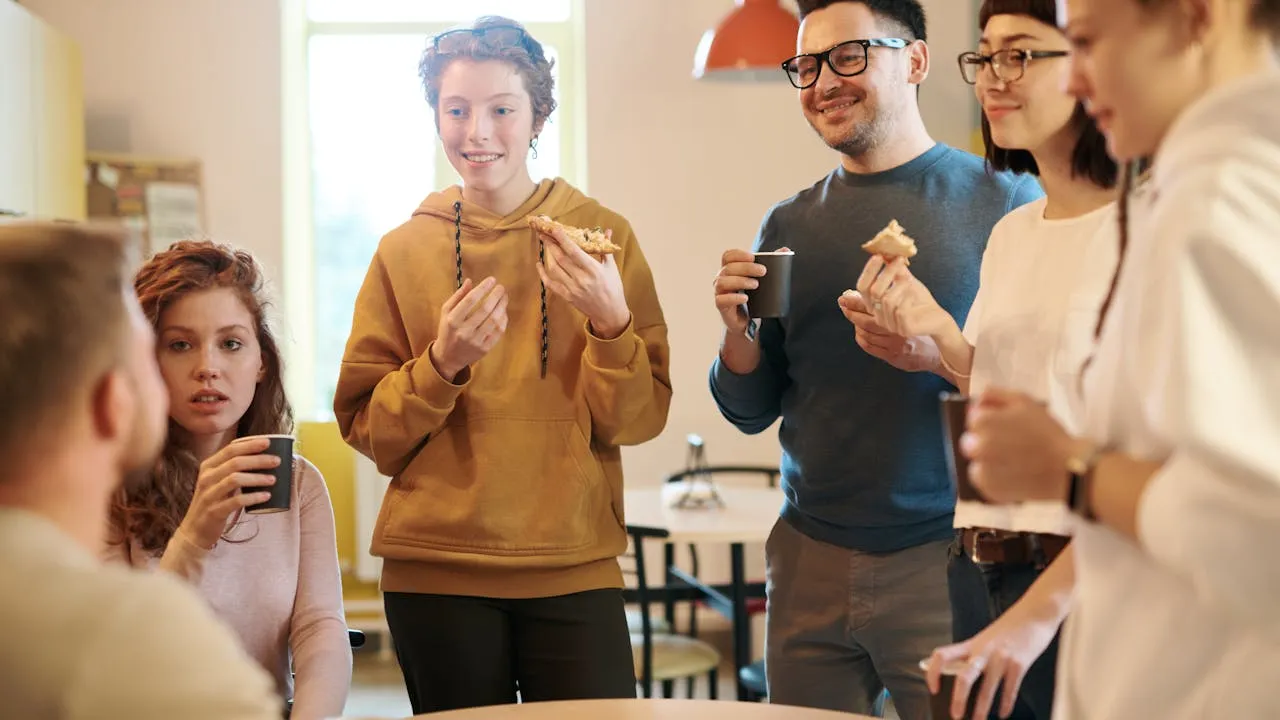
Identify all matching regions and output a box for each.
[418,16,558,132]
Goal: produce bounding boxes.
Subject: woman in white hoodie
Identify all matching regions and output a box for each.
[959,0,1280,717]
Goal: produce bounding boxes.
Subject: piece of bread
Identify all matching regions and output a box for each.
[527,215,621,256]
[861,219,918,263]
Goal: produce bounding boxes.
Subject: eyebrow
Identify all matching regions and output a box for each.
[979,32,1046,47]
[440,93,521,104]
[162,324,252,335]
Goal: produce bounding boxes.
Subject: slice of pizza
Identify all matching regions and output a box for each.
[861,219,918,263]
[527,215,621,256]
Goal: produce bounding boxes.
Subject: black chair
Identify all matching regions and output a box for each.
[347,628,366,650]
[623,524,720,700]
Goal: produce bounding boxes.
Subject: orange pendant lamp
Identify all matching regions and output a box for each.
[693,0,801,81]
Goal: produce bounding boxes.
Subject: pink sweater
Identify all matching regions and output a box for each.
[106,457,352,720]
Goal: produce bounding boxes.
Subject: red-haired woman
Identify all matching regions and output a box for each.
[107,240,351,720]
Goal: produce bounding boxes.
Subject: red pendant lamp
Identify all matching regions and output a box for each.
[693,0,801,81]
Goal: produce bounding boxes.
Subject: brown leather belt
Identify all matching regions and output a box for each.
[961,527,1070,568]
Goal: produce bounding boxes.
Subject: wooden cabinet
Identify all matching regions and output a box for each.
[0,0,85,221]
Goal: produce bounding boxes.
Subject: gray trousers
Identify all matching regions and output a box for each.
[764,517,952,719]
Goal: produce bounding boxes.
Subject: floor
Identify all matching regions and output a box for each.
[341,627,901,719]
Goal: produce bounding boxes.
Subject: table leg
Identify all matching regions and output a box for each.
[731,542,750,701]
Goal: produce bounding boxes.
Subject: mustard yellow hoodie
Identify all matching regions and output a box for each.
[334,179,671,598]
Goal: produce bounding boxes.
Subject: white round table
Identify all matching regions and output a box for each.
[622,486,784,545]
[383,698,873,718]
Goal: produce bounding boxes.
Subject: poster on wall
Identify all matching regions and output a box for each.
[86,153,205,256]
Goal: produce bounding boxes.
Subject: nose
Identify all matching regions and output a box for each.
[976,74,1008,100]
[814,63,842,96]
[467,112,492,144]
[195,348,222,381]
[978,61,1009,91]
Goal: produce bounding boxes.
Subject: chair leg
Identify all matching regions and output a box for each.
[708,668,718,700]
[662,679,674,699]
[685,676,695,698]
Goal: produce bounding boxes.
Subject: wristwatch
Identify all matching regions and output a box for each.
[1066,443,1102,521]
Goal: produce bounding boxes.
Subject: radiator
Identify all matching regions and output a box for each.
[352,452,391,583]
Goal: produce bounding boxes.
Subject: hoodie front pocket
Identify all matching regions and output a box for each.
[384,416,608,555]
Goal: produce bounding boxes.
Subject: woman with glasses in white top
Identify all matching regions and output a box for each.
[958,0,1280,718]
[852,0,1118,716]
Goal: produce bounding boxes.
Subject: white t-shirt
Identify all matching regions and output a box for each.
[956,194,1119,534]
[0,507,282,720]
[1057,71,1280,720]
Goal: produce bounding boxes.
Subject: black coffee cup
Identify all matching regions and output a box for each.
[243,434,294,515]
[922,659,981,720]
[744,250,794,319]
[939,392,982,502]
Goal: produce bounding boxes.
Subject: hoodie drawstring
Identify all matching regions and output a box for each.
[452,201,463,290]
[452,200,549,379]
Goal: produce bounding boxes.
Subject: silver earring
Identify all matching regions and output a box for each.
[530,137,539,160]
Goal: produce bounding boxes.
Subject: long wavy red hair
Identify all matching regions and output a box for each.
[110,240,293,554]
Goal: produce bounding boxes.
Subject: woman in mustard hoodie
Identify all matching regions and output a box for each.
[334,15,671,713]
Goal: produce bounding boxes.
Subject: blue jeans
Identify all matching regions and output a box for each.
[947,537,1061,720]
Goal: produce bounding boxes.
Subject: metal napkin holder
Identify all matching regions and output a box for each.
[669,434,726,510]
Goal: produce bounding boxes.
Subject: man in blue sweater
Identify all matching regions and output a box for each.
[709,1,1042,716]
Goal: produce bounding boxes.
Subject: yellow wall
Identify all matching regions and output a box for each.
[297,421,380,601]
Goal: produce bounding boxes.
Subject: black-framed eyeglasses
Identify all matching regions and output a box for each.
[431,24,542,60]
[957,48,1069,85]
[781,38,910,89]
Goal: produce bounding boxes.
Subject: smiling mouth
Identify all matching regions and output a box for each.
[462,152,503,164]
[820,99,858,114]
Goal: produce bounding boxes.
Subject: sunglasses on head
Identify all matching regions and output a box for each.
[431,24,542,60]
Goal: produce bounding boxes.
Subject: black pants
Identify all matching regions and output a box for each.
[948,539,1062,720]
[384,588,637,713]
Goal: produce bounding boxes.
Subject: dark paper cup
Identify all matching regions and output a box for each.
[939,392,982,502]
[921,659,980,720]
[243,434,294,515]
[744,250,794,319]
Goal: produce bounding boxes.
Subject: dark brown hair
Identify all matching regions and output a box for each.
[419,16,558,132]
[796,0,928,42]
[0,223,135,462]
[978,0,1117,188]
[111,240,292,553]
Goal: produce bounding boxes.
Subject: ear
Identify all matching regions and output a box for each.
[907,39,930,86]
[91,370,133,445]
[1173,0,1213,46]
[256,353,267,383]
[532,116,546,141]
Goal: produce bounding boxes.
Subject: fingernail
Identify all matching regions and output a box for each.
[748,280,759,289]
[842,289,855,298]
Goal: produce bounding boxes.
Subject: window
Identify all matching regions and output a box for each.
[283,0,583,419]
